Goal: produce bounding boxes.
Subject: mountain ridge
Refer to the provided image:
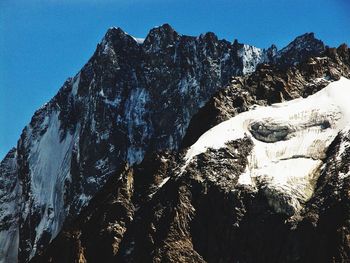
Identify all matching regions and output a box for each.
[0,24,347,263]
[30,43,350,263]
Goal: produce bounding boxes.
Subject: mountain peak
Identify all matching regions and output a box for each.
[146,23,178,39]
[297,32,315,39]
[99,26,140,57]
[3,24,350,263]
[274,32,325,66]
[199,31,218,41]
[154,23,175,32]
[143,23,179,52]
[104,26,128,40]
[282,32,324,52]
[100,26,131,47]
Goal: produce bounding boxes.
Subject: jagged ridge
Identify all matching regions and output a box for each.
[27,34,350,262]
[0,24,339,263]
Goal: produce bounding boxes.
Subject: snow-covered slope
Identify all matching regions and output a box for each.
[238,44,268,74]
[24,111,79,258]
[185,77,350,215]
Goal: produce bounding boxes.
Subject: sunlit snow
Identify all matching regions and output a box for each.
[184,77,350,214]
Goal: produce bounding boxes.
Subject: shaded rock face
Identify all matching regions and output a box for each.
[30,46,350,263]
[273,32,326,67]
[1,23,349,263]
[29,165,136,263]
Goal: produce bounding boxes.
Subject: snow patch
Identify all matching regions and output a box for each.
[0,228,18,263]
[238,45,268,75]
[26,111,78,258]
[99,89,122,107]
[158,177,170,188]
[132,36,145,44]
[124,87,151,164]
[71,73,80,96]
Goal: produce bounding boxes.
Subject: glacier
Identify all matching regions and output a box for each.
[185,77,350,215]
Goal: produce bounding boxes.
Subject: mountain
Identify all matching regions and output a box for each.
[1,24,349,263]
[30,42,350,263]
[0,23,274,263]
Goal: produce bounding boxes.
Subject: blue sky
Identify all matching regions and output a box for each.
[1,0,350,159]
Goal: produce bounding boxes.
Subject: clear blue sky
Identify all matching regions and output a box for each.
[1,0,350,159]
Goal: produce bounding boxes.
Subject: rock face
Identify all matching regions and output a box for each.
[1,24,350,263]
[273,32,326,67]
[0,149,19,263]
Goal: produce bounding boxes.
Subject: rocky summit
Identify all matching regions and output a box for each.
[1,24,350,263]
